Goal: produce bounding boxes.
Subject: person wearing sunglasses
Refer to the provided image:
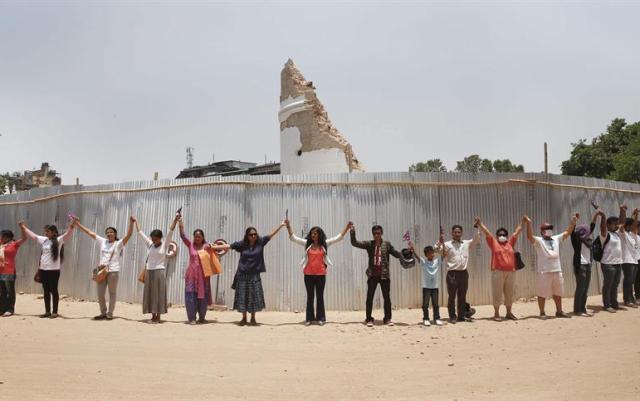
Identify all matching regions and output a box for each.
[211,221,287,326]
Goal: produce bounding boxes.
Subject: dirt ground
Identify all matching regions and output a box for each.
[1,293,639,401]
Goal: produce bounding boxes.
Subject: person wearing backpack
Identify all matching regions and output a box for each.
[597,205,627,313]
[524,213,577,319]
[620,209,639,308]
[570,210,603,317]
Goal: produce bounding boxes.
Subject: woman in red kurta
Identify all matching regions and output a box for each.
[0,225,27,316]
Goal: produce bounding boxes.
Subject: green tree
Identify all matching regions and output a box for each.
[409,159,447,172]
[561,118,640,180]
[455,155,494,173]
[493,159,525,173]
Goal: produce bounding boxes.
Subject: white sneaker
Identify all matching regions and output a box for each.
[435,319,444,326]
[366,320,374,327]
[2,312,12,317]
[423,320,431,327]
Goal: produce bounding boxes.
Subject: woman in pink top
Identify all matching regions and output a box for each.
[0,225,27,316]
[285,220,352,326]
[476,216,525,321]
[177,214,213,325]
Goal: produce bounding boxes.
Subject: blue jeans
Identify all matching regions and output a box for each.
[185,291,208,322]
[601,263,621,308]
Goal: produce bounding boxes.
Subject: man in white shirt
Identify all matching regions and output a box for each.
[620,208,639,308]
[442,222,480,323]
[525,213,577,318]
[599,205,629,312]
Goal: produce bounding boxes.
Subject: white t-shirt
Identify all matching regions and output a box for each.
[96,236,124,272]
[138,229,174,270]
[620,230,639,264]
[533,234,564,273]
[36,234,67,271]
[600,231,623,265]
[579,243,591,265]
[443,237,478,271]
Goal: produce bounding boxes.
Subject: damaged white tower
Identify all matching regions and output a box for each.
[279,59,364,174]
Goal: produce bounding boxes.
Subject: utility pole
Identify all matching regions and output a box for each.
[544,142,548,180]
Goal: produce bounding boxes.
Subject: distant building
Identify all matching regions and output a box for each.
[176,160,280,179]
[19,162,61,190]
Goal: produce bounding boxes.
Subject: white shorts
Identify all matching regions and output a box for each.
[537,272,564,299]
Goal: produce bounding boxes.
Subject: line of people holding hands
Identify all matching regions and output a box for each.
[1,204,638,326]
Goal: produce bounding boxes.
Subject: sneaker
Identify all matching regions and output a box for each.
[423,320,431,327]
[40,313,51,318]
[385,320,394,326]
[457,317,472,323]
[188,320,197,325]
[50,313,58,319]
[304,321,312,326]
[435,319,444,326]
[539,313,547,320]
[579,312,592,317]
[93,314,107,320]
[605,307,617,313]
[492,315,502,322]
[366,320,374,327]
[2,312,13,317]
[624,302,638,308]
[555,312,571,318]
[106,315,113,321]
[506,313,518,321]
[318,320,325,326]
[635,299,640,306]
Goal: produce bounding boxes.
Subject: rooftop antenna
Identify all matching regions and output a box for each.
[186,147,194,168]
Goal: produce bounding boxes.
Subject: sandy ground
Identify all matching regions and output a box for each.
[1,293,639,401]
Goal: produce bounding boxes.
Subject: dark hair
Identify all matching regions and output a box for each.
[496,227,508,237]
[424,246,434,254]
[150,229,163,239]
[371,225,383,234]
[624,218,634,228]
[451,225,463,232]
[193,229,206,243]
[243,227,258,245]
[606,217,619,226]
[305,226,327,250]
[105,227,119,241]
[44,225,63,262]
[1,229,14,241]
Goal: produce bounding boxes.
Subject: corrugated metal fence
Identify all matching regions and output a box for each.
[1,172,638,312]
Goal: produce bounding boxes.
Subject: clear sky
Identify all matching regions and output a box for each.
[1,1,639,184]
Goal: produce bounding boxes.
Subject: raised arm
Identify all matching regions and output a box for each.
[17,221,28,244]
[18,221,40,241]
[476,217,492,239]
[599,209,608,238]
[326,221,353,246]
[470,218,481,246]
[60,220,76,242]
[73,218,97,240]
[618,205,627,234]
[524,215,535,244]
[561,213,579,241]
[349,225,369,249]
[122,216,136,246]
[210,243,232,251]
[136,220,152,246]
[631,208,640,234]
[267,221,287,240]
[169,213,180,232]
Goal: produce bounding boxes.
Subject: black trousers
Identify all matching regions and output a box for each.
[446,270,469,320]
[635,260,640,300]
[422,288,440,320]
[40,270,60,314]
[304,275,326,322]
[365,277,391,322]
[601,264,621,309]
[622,263,637,303]
[0,280,16,314]
[573,264,591,314]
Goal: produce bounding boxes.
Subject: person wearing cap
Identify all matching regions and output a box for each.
[524,214,577,318]
[441,222,480,323]
[599,205,631,312]
[476,216,526,321]
[570,210,603,317]
[350,224,413,327]
[620,207,639,308]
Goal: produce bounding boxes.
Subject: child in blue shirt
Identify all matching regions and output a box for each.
[418,243,446,326]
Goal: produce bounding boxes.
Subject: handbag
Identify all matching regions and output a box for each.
[92,241,118,283]
[198,248,222,278]
[34,269,42,283]
[138,247,150,283]
[515,251,526,270]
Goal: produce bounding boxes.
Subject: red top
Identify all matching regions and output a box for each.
[0,239,26,275]
[304,247,327,275]
[485,235,517,271]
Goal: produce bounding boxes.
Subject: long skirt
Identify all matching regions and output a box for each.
[233,272,265,313]
[143,269,168,314]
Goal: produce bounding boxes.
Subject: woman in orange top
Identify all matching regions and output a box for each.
[476,216,526,321]
[286,220,352,326]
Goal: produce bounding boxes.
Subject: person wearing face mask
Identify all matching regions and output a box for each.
[136,214,179,323]
[524,214,577,319]
[476,216,525,321]
[570,210,603,317]
[285,220,352,326]
[74,216,136,320]
[598,205,628,312]
[441,222,480,323]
